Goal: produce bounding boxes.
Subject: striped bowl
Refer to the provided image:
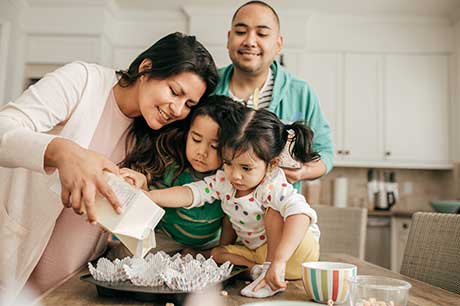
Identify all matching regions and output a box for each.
[302,261,357,304]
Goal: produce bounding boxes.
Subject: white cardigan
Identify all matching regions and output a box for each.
[0,62,118,303]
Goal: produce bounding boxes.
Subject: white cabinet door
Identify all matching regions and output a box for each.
[384,55,449,164]
[297,52,451,169]
[298,53,342,159]
[344,54,383,162]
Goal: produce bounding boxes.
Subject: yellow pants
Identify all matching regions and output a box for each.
[223,229,319,279]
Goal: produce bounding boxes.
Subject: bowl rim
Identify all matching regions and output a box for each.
[301,261,357,270]
[348,275,412,290]
[431,200,460,206]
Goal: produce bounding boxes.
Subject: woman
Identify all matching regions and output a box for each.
[0,32,217,304]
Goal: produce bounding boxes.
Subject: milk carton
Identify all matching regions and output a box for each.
[50,172,164,257]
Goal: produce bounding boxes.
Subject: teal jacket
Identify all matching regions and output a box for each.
[214,61,334,190]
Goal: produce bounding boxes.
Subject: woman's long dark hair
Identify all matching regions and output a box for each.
[219,107,320,164]
[120,32,218,180]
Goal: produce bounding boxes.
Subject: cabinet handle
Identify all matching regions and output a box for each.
[337,150,343,154]
[344,150,350,155]
[385,151,391,156]
[403,223,408,229]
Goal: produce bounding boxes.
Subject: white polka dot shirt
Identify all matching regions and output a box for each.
[185,168,320,250]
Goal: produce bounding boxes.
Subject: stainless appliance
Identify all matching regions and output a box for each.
[365,216,391,269]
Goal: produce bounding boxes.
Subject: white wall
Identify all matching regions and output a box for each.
[107,8,186,69]
[453,21,460,162]
[3,2,455,91]
[0,0,26,102]
[0,18,10,102]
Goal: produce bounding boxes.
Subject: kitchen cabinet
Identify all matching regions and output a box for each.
[342,54,383,163]
[298,52,342,154]
[299,52,451,169]
[390,216,412,272]
[384,55,450,166]
[303,53,383,163]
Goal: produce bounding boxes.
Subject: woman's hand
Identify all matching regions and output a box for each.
[45,138,122,223]
[254,261,287,291]
[120,167,148,190]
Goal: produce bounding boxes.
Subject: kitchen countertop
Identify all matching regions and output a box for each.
[316,204,431,218]
[38,253,460,306]
[367,209,430,218]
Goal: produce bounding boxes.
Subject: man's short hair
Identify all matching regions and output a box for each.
[231,1,280,28]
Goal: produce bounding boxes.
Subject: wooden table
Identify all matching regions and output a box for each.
[39,253,460,306]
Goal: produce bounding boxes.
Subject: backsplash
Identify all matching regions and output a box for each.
[305,163,460,212]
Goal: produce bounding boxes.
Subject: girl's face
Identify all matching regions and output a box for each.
[186,115,222,173]
[138,71,206,130]
[222,148,267,197]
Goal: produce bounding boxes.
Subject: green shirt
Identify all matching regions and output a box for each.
[214,61,334,191]
[150,166,223,246]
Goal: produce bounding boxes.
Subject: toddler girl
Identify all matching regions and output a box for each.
[148,107,321,298]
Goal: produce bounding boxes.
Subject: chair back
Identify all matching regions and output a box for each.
[312,205,367,259]
[400,212,460,294]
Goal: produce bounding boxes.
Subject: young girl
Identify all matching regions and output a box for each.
[147,107,321,298]
[120,95,245,255]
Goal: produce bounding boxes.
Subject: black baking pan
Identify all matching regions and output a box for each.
[80,265,247,304]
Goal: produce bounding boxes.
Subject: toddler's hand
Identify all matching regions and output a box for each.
[120,168,148,190]
[254,261,287,291]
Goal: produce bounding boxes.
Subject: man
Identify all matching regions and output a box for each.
[214,1,333,191]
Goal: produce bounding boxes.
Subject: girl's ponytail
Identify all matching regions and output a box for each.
[284,122,320,163]
[221,108,320,165]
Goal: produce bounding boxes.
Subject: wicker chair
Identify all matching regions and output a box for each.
[312,205,367,259]
[400,212,460,294]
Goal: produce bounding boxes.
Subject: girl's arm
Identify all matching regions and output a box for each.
[256,213,310,291]
[272,214,310,263]
[147,186,194,208]
[219,216,237,246]
[255,169,317,290]
[149,172,223,208]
